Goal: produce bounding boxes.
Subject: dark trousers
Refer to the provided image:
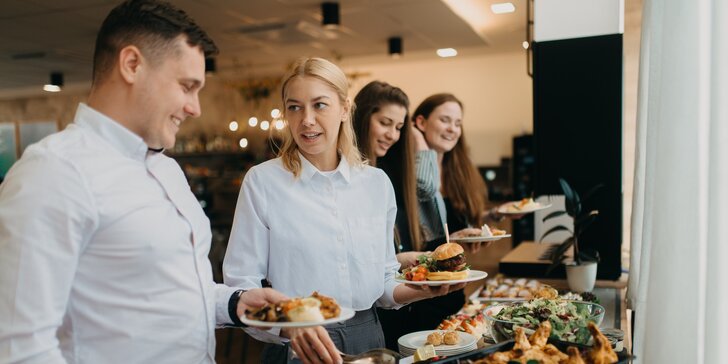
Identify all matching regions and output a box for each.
[261,307,385,363]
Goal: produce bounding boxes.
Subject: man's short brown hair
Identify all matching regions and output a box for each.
[92,0,218,85]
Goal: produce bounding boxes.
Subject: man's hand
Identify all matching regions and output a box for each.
[236,288,289,319]
[282,326,342,364]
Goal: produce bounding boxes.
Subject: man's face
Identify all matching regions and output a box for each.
[136,37,205,150]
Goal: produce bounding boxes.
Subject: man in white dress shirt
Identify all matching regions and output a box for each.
[0,1,286,363]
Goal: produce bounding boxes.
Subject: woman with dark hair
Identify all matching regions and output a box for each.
[353,83,479,350]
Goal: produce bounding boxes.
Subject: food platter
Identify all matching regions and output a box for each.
[449,234,511,243]
[398,330,478,357]
[239,307,355,328]
[496,201,552,215]
[395,270,488,286]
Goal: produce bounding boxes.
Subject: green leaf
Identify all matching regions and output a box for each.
[539,225,572,243]
[575,211,599,236]
[542,210,568,223]
[549,237,575,262]
[578,249,601,263]
[545,255,567,275]
[559,178,576,216]
[581,183,604,203]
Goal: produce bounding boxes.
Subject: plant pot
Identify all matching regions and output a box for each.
[565,261,598,292]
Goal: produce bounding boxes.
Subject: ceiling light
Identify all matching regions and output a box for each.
[274,120,285,130]
[239,138,248,148]
[321,2,340,29]
[248,117,258,127]
[491,2,516,14]
[43,72,63,92]
[522,41,530,49]
[271,109,281,118]
[436,48,458,58]
[205,58,216,75]
[229,120,239,131]
[260,120,270,131]
[388,37,403,58]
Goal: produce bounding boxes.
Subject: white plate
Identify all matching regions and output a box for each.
[450,234,511,243]
[497,201,552,215]
[398,330,478,353]
[240,307,355,328]
[395,270,488,286]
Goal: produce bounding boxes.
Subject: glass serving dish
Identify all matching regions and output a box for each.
[483,299,606,345]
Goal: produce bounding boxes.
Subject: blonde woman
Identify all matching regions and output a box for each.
[223,58,463,364]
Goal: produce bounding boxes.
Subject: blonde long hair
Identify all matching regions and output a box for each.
[278,57,363,176]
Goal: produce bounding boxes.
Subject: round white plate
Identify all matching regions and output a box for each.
[497,202,552,215]
[450,234,511,243]
[240,307,355,328]
[398,330,478,353]
[395,270,488,286]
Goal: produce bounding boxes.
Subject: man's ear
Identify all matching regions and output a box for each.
[118,45,144,84]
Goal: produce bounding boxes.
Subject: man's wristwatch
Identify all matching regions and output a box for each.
[228,289,247,327]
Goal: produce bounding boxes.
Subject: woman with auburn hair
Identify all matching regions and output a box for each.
[224,59,464,364]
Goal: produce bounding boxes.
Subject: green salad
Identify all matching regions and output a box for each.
[493,298,600,343]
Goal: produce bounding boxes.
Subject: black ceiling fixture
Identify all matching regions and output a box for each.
[321,2,340,29]
[388,37,403,58]
[43,72,63,92]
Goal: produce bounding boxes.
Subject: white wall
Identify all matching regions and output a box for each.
[342,49,533,166]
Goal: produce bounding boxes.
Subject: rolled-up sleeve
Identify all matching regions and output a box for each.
[0,153,97,364]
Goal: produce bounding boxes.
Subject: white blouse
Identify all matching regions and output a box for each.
[223,155,402,311]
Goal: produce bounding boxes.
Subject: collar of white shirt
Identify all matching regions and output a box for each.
[74,103,149,162]
[298,151,352,184]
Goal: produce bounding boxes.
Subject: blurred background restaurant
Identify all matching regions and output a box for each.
[0,0,643,362]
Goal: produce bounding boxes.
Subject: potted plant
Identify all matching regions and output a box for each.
[541,178,602,292]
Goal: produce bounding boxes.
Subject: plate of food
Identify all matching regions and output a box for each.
[449,224,510,243]
[398,330,478,356]
[395,243,488,286]
[240,291,355,328]
[496,197,552,215]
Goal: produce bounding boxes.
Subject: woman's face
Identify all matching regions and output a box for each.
[283,76,347,170]
[368,103,407,157]
[416,101,463,154]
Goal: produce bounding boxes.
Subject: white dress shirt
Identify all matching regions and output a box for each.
[223,155,402,311]
[0,104,238,364]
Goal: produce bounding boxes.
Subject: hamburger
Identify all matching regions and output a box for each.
[427,243,469,280]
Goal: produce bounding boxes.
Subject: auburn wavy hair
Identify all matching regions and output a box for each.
[352,81,421,249]
[412,93,487,227]
[278,57,363,176]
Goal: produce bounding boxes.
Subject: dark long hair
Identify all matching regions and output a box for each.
[412,93,487,227]
[353,81,421,249]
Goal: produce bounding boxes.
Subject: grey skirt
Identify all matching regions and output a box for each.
[261,307,385,363]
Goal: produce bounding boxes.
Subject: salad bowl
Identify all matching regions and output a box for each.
[483,299,605,345]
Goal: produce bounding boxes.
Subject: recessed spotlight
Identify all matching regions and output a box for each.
[248,117,258,127]
[270,109,281,118]
[260,120,270,131]
[239,138,248,148]
[437,48,458,58]
[229,120,239,131]
[491,2,515,14]
[522,41,529,49]
[274,120,285,130]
